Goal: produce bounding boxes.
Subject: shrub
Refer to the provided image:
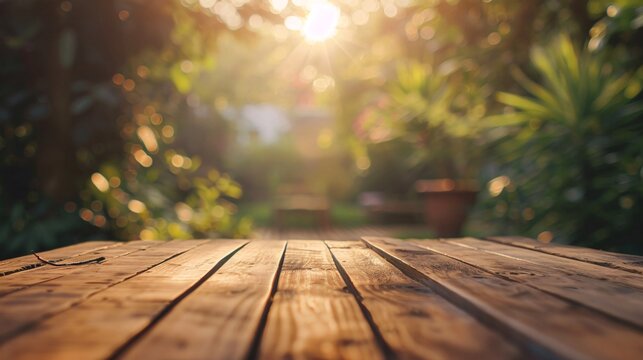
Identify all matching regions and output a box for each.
[488,35,642,251]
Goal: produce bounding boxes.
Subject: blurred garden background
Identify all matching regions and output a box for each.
[1,0,641,259]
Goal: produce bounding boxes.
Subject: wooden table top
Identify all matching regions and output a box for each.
[0,237,642,360]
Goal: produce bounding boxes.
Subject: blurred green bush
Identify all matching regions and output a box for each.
[487,35,642,251]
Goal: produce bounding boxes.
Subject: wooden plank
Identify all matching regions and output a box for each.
[445,238,643,289]
[0,240,247,360]
[120,240,286,360]
[488,236,643,274]
[0,241,118,276]
[326,240,525,359]
[413,238,643,328]
[0,240,199,342]
[0,241,150,297]
[364,237,643,360]
[260,240,384,360]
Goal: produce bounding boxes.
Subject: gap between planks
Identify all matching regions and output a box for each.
[0,240,200,344]
[257,240,385,360]
[324,241,396,360]
[412,237,643,329]
[120,240,394,360]
[4,238,642,360]
[108,240,249,360]
[0,241,159,298]
[325,240,526,359]
[362,237,643,360]
[485,236,643,274]
[244,241,287,360]
[1,240,249,360]
[117,241,287,360]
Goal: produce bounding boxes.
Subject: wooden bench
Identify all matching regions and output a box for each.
[0,237,642,359]
[273,194,331,230]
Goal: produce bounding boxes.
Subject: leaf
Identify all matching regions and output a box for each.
[558,35,579,80]
[496,92,550,116]
[594,74,629,109]
[482,114,529,127]
[511,67,564,116]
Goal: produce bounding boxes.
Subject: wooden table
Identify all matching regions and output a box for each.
[0,237,642,359]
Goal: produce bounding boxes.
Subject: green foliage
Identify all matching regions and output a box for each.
[236,202,368,228]
[357,139,425,197]
[363,61,487,179]
[227,138,304,201]
[0,200,97,260]
[0,0,261,258]
[489,35,642,251]
[85,49,253,240]
[1,0,642,256]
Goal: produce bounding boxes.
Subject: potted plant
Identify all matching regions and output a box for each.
[361,61,486,236]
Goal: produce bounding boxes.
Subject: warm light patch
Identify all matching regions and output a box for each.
[161,125,175,138]
[118,10,130,21]
[284,16,304,31]
[171,154,185,168]
[112,73,125,85]
[79,208,94,222]
[537,231,554,243]
[109,176,121,188]
[122,79,136,92]
[137,126,159,153]
[270,0,288,14]
[175,202,194,222]
[140,228,155,240]
[91,172,110,192]
[488,175,511,197]
[94,215,107,227]
[128,199,146,214]
[302,2,340,43]
[356,156,371,170]
[133,148,153,167]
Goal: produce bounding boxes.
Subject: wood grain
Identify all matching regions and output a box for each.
[0,240,246,360]
[0,241,153,298]
[120,240,286,360]
[0,240,197,342]
[326,240,524,359]
[260,240,384,360]
[364,237,643,360]
[412,238,643,328]
[487,236,643,274]
[0,241,118,276]
[444,238,643,288]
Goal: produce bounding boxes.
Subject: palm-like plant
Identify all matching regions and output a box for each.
[488,35,643,250]
[377,61,486,179]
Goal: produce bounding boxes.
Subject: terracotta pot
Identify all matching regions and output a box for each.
[415,179,478,237]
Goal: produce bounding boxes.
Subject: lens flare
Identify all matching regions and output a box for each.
[302,2,340,43]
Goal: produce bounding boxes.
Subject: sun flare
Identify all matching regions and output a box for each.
[302,2,340,43]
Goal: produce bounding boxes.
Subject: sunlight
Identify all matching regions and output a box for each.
[301,1,340,43]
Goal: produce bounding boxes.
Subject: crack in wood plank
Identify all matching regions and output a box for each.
[0,241,120,277]
[0,240,199,344]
